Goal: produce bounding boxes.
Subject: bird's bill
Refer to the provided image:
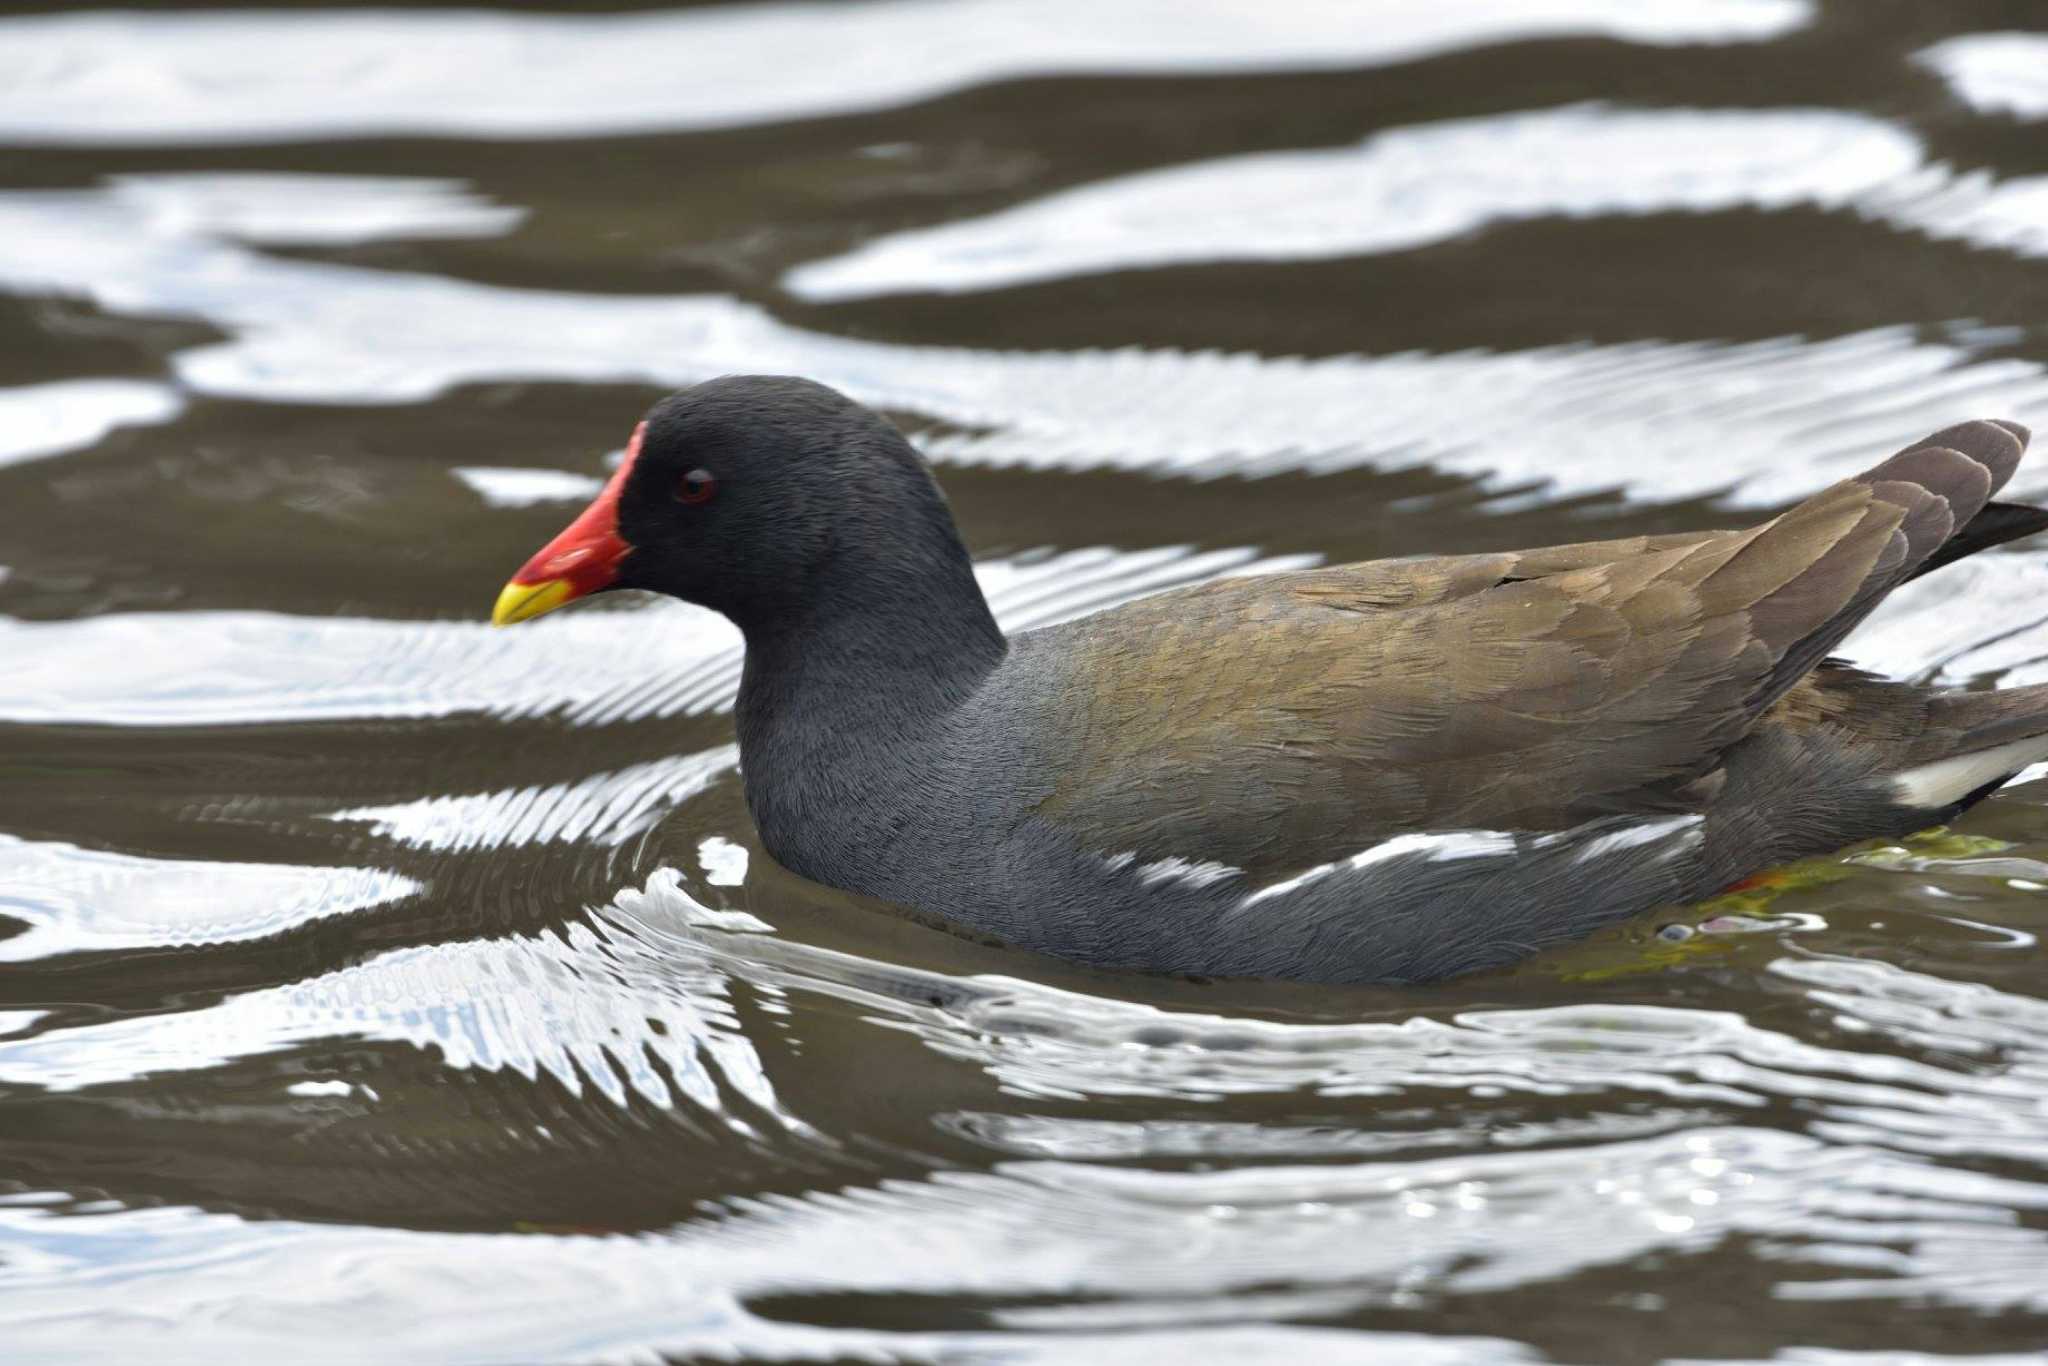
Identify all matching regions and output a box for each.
[491,422,645,627]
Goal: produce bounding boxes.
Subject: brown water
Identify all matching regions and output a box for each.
[3,1,2048,1361]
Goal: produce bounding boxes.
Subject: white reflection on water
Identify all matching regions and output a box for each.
[327,746,739,853]
[0,601,737,726]
[0,379,182,468]
[0,833,418,961]
[18,862,2045,1157]
[0,1189,1531,1364]
[0,894,791,1121]
[787,105,1920,299]
[1918,32,2048,121]
[104,173,522,246]
[0,0,1810,146]
[0,866,2043,1360]
[788,104,2048,300]
[2,179,2045,508]
[449,465,603,508]
[1838,554,2048,685]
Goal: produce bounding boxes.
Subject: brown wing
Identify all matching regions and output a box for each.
[1030,420,2029,875]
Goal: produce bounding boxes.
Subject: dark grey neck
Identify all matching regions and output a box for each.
[733,544,1006,758]
[731,542,1006,889]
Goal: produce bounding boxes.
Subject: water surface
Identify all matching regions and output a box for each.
[3,1,2048,1361]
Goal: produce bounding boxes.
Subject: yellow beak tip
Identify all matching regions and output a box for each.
[492,578,576,627]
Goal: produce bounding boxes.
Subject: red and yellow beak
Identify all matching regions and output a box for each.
[491,422,645,627]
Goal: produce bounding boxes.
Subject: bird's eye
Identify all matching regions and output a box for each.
[677,468,718,505]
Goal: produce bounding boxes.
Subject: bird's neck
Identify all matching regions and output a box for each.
[729,564,1001,896]
[734,552,1006,751]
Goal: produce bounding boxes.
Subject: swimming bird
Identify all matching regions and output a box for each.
[492,376,2048,984]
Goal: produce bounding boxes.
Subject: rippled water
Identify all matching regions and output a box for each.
[3,2,2048,1361]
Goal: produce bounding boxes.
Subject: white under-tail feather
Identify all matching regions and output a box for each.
[1890,733,2048,808]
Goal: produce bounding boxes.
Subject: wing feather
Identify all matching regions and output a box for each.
[1028,421,2031,874]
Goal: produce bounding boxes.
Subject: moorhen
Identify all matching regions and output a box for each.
[492,377,2048,984]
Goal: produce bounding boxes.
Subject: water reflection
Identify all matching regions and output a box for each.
[788,105,1927,299]
[789,104,2048,300]
[1918,32,2048,121]
[450,465,602,508]
[0,0,1811,144]
[3,866,2046,1358]
[4,176,2046,505]
[328,748,740,853]
[0,834,417,960]
[2,0,2048,1360]
[0,378,180,468]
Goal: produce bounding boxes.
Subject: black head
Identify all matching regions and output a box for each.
[494,375,990,638]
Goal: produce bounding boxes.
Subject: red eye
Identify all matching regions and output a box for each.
[677,468,718,505]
